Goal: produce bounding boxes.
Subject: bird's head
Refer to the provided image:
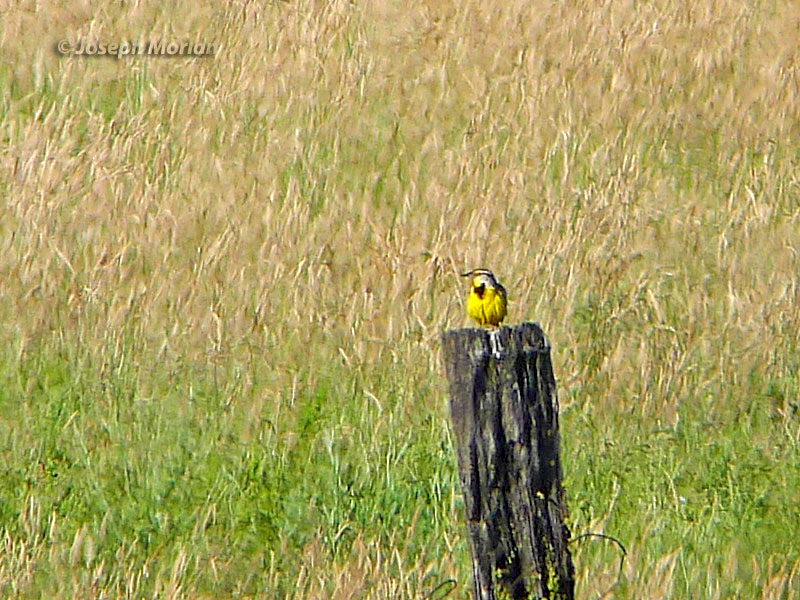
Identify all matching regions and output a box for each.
[461,268,499,296]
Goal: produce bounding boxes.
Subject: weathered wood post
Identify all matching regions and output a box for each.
[442,323,574,600]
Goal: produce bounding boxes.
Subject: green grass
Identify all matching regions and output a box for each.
[0,335,465,598]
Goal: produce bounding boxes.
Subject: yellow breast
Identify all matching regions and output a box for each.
[466,285,507,327]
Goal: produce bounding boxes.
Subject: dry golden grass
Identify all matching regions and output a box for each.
[2,0,800,597]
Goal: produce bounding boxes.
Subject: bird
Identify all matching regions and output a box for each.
[461,268,508,328]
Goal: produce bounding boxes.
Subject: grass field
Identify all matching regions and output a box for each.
[2,0,800,597]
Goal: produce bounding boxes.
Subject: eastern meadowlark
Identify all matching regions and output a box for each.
[461,268,508,328]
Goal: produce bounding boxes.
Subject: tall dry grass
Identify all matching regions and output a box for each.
[1,0,800,597]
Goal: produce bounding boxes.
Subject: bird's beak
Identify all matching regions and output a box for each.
[460,270,474,277]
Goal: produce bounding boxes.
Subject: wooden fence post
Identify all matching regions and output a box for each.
[442,322,575,600]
